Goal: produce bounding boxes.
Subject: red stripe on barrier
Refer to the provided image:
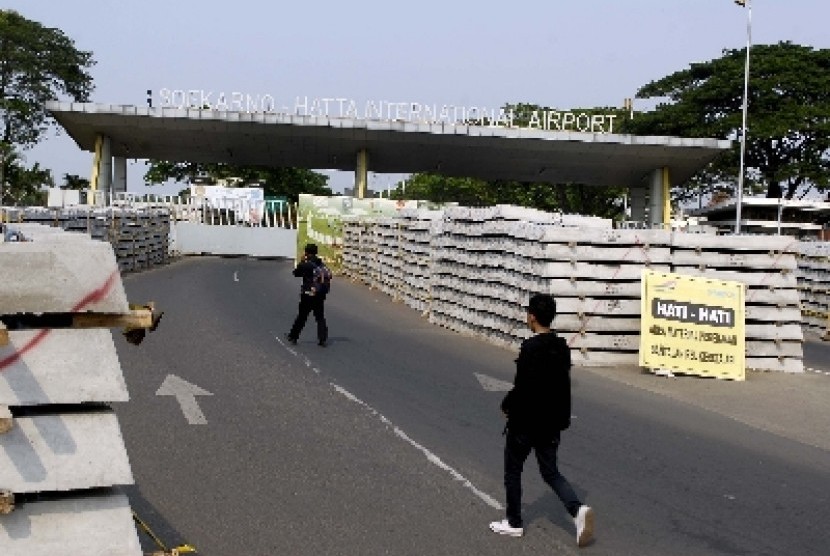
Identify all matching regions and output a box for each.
[0,270,120,372]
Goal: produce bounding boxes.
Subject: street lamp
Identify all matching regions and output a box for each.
[734,0,752,234]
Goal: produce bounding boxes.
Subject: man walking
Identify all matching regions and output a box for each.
[489,294,594,547]
[286,243,329,347]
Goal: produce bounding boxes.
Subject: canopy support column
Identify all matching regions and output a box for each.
[113,157,127,196]
[355,149,368,199]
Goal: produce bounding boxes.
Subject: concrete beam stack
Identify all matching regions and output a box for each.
[429,205,563,348]
[373,217,404,299]
[671,233,804,372]
[796,242,830,335]
[533,227,672,367]
[342,204,809,373]
[0,224,142,555]
[2,206,171,274]
[341,218,374,283]
[396,209,443,313]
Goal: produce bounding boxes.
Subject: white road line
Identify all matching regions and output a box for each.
[275,337,322,373]
[276,336,503,510]
[330,383,503,510]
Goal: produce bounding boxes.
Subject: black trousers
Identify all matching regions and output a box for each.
[504,429,582,528]
[289,294,328,343]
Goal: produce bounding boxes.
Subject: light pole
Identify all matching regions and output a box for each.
[734,0,752,234]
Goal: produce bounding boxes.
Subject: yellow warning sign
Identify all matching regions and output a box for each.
[640,270,746,381]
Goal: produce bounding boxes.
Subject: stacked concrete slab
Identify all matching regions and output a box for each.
[373,217,405,299]
[427,206,671,367]
[428,205,557,345]
[529,226,672,367]
[342,217,384,290]
[393,209,443,313]
[342,218,375,283]
[797,242,830,336]
[342,204,810,373]
[2,206,170,273]
[671,233,804,372]
[0,224,142,555]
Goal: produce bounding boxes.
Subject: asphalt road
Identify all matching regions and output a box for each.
[114,257,830,556]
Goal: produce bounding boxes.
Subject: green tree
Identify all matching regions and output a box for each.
[391,173,626,220]
[624,41,830,200]
[393,173,493,206]
[143,161,332,203]
[0,10,95,204]
[1,148,53,205]
[61,173,90,190]
[0,9,95,147]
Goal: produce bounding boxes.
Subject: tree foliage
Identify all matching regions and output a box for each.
[391,172,626,220]
[623,41,830,200]
[143,161,332,203]
[0,147,52,205]
[61,173,89,190]
[0,10,95,148]
[0,10,94,204]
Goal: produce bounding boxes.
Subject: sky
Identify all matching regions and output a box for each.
[6,0,830,196]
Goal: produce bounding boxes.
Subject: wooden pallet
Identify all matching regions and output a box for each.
[1,303,161,346]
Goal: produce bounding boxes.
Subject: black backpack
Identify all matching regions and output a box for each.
[312,261,333,295]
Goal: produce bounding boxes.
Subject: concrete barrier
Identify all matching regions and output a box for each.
[797,242,830,338]
[1,206,171,274]
[342,206,807,373]
[0,224,142,555]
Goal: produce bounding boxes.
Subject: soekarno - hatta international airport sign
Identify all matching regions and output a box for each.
[640,271,746,381]
[154,89,620,133]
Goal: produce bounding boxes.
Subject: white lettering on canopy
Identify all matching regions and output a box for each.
[156,89,618,133]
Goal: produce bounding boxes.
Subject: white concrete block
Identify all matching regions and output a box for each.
[0,410,133,493]
[539,243,671,263]
[540,227,672,246]
[0,492,142,556]
[572,350,639,367]
[554,315,642,332]
[673,267,797,288]
[537,261,670,280]
[671,232,798,251]
[0,329,128,405]
[745,323,803,341]
[747,357,804,373]
[745,341,803,358]
[555,297,642,316]
[745,306,802,323]
[545,279,643,298]
[0,240,128,314]
[565,333,641,350]
[672,251,797,270]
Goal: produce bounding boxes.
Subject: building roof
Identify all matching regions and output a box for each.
[47,102,731,188]
[689,197,830,234]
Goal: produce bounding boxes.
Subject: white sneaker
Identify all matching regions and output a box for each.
[489,519,524,537]
[575,505,595,547]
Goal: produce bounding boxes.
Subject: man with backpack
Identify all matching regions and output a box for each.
[286,243,331,347]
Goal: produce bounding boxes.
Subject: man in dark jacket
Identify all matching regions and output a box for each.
[286,243,328,346]
[489,294,594,547]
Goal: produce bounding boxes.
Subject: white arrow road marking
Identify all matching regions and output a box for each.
[233,271,239,282]
[156,374,213,425]
[474,373,513,392]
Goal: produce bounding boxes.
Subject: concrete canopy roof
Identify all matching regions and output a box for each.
[47,102,731,188]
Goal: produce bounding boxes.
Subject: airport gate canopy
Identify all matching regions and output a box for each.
[46,95,731,188]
